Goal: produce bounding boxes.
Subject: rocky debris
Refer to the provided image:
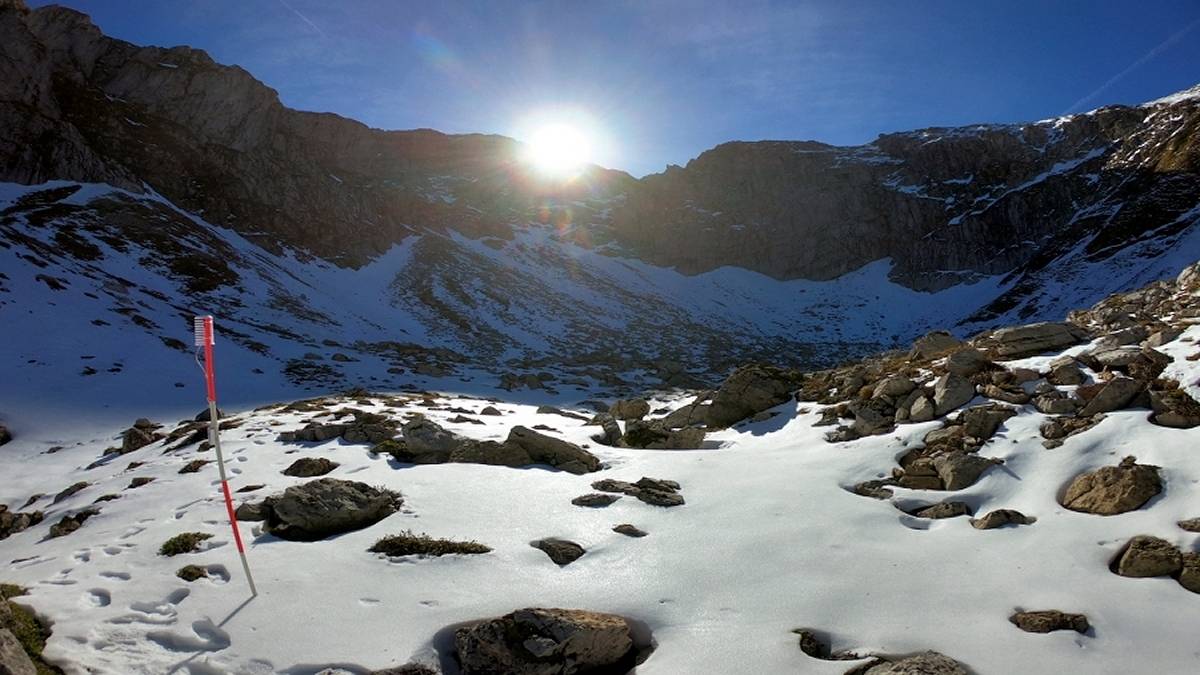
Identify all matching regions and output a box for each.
[571,493,620,508]
[279,410,397,445]
[176,565,208,582]
[944,348,991,377]
[1060,456,1161,515]
[178,459,209,474]
[1046,356,1086,385]
[282,457,339,477]
[978,322,1088,359]
[1077,376,1144,416]
[707,364,802,428]
[933,373,975,416]
[847,651,968,675]
[260,478,402,541]
[536,406,589,421]
[1009,610,1089,634]
[1078,346,1171,382]
[1144,328,1183,348]
[609,398,650,421]
[911,501,971,519]
[530,538,586,566]
[970,509,1035,529]
[909,331,962,359]
[592,477,685,507]
[612,524,647,538]
[1148,387,1200,428]
[454,608,638,675]
[1115,536,1183,577]
[1178,518,1200,533]
[1039,414,1104,448]
[0,505,44,541]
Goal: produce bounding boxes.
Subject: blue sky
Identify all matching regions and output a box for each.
[35,0,1200,176]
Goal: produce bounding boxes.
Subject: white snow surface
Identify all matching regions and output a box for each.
[2,327,1200,674]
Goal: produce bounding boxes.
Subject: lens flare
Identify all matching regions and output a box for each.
[523,123,592,176]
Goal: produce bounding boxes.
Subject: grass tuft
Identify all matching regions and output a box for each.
[159,532,213,556]
[369,530,491,558]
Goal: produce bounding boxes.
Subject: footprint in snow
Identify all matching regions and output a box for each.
[146,619,231,653]
[99,571,131,581]
[86,588,112,607]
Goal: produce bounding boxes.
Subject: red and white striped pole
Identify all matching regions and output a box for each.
[194,315,258,598]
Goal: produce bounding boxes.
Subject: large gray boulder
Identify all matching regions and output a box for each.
[506,426,599,474]
[609,398,650,421]
[1078,377,1143,416]
[1060,457,1161,515]
[707,364,801,428]
[932,373,975,416]
[454,608,637,675]
[261,478,401,541]
[981,321,1088,358]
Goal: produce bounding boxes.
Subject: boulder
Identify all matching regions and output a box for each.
[121,425,159,453]
[852,651,968,675]
[913,502,971,519]
[1149,389,1200,428]
[571,493,620,508]
[933,452,999,490]
[1115,536,1182,577]
[1033,391,1081,415]
[873,375,915,398]
[1180,553,1200,594]
[282,457,339,477]
[506,426,599,474]
[982,322,1087,358]
[589,413,623,446]
[1179,518,1200,533]
[48,509,99,538]
[707,364,802,427]
[979,384,1030,405]
[852,400,894,436]
[944,348,990,377]
[1078,377,1144,416]
[0,627,36,675]
[530,538,586,566]
[908,395,936,423]
[909,331,963,359]
[397,418,460,463]
[959,404,1016,440]
[1060,457,1161,515]
[0,505,44,541]
[1009,610,1089,634]
[1046,359,1085,385]
[454,608,636,675]
[932,373,974,416]
[609,398,650,421]
[1144,328,1183,348]
[612,524,647,538]
[970,509,1035,529]
[261,478,401,541]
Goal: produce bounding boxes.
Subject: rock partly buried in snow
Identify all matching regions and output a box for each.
[454,608,637,675]
[1060,456,1161,515]
[609,398,650,421]
[1179,518,1200,533]
[0,505,44,541]
[571,493,620,508]
[970,509,1035,529]
[848,651,968,675]
[1077,377,1144,416]
[911,502,971,519]
[0,626,37,675]
[261,478,401,541]
[980,321,1088,359]
[48,508,99,538]
[592,477,685,507]
[505,426,600,474]
[1148,388,1200,428]
[909,331,963,359]
[1180,553,1200,594]
[706,364,802,428]
[279,410,397,445]
[621,420,705,449]
[959,404,1016,440]
[530,538,586,566]
[1009,610,1089,634]
[612,524,647,538]
[1115,535,1183,577]
[120,420,161,454]
[282,457,339,477]
[932,373,975,417]
[1046,357,1086,385]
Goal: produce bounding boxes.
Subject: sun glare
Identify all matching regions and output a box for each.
[524,123,592,176]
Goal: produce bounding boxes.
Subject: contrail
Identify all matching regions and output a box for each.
[1061,16,1200,115]
[275,0,328,39]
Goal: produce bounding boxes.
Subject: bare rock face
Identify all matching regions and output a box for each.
[261,478,401,541]
[1060,456,1161,515]
[1009,610,1089,634]
[1115,535,1183,578]
[454,608,637,675]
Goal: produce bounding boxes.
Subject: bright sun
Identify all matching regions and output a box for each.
[524,123,592,176]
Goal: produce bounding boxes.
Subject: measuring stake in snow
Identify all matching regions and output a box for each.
[194,315,258,598]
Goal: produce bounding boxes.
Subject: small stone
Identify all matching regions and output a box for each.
[572,493,620,508]
[1009,610,1089,634]
[970,509,1035,529]
[913,502,971,519]
[282,457,339,477]
[612,524,647,538]
[530,538,586,566]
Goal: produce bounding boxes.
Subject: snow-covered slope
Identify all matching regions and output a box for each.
[2,311,1199,673]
